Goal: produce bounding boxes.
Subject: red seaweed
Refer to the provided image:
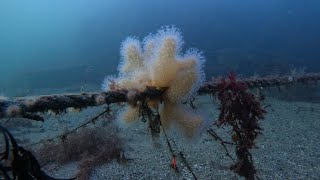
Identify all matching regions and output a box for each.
[215,72,266,180]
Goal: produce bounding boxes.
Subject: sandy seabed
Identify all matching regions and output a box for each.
[2,96,320,180]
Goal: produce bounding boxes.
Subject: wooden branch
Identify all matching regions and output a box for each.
[1,73,319,120]
[0,87,162,121]
[198,73,320,94]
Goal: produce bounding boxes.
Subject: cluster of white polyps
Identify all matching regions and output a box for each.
[102,26,206,137]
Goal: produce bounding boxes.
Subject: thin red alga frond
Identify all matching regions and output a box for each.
[215,72,266,180]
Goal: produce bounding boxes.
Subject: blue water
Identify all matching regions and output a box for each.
[1,1,320,179]
[1,0,319,95]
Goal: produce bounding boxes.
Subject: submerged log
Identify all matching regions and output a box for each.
[198,73,320,94]
[0,73,319,120]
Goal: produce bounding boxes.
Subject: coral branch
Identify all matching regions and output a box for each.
[0,73,319,120]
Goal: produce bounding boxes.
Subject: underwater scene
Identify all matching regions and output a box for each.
[0,0,320,179]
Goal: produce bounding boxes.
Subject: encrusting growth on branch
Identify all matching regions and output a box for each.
[0,73,319,120]
[198,72,320,94]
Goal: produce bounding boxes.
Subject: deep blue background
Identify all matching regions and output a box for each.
[0,0,319,95]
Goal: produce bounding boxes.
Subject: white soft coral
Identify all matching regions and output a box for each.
[102,26,206,137]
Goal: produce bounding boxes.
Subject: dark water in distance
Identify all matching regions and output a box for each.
[0,0,319,95]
